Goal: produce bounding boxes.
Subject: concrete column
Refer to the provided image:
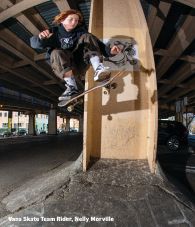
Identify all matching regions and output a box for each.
[62,117,66,131]
[8,111,12,131]
[79,116,83,132]
[48,109,57,134]
[65,117,70,132]
[28,113,36,135]
[175,113,179,121]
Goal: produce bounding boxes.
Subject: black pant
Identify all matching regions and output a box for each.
[50,33,103,80]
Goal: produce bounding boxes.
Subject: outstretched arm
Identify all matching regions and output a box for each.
[30,29,54,50]
[38,29,53,39]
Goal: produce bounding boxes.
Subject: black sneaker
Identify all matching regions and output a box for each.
[58,85,79,101]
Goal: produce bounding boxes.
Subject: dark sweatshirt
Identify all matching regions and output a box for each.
[30,25,111,58]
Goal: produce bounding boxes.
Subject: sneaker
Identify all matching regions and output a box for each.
[94,64,111,82]
[58,85,79,101]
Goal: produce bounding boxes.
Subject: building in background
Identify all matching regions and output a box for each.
[0,111,79,135]
[35,114,48,134]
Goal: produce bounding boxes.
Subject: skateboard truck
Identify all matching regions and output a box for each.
[104,82,117,94]
[67,98,83,112]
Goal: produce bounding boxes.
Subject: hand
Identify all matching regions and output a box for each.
[38,30,53,40]
[110,45,121,55]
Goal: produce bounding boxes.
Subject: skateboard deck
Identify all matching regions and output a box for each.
[58,71,123,111]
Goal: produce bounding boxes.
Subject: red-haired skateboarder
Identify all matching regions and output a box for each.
[30,9,120,101]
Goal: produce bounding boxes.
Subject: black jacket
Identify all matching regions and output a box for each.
[30,25,111,58]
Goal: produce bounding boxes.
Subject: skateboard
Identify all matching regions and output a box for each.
[58,71,123,112]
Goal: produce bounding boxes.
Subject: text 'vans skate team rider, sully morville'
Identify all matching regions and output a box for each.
[30,9,121,101]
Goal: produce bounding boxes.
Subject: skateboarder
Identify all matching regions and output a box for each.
[30,9,121,101]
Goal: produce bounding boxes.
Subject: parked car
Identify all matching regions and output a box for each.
[39,130,47,135]
[0,131,12,138]
[11,128,17,136]
[18,129,27,136]
[158,120,188,151]
[187,129,195,148]
[69,128,78,132]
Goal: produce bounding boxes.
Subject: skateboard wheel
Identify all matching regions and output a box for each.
[104,84,110,89]
[111,83,117,89]
[67,105,74,112]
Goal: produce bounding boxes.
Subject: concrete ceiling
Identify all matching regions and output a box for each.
[0,0,194,118]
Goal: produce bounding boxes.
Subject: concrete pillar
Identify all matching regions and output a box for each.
[62,117,66,131]
[48,109,57,134]
[175,113,179,121]
[28,113,36,135]
[8,111,12,131]
[65,117,70,132]
[17,112,20,133]
[79,116,83,132]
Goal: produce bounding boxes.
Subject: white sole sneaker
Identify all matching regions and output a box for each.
[58,93,78,101]
[58,96,71,101]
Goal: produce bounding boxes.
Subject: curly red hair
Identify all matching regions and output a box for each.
[53,9,83,25]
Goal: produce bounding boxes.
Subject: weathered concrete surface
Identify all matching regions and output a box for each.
[2,153,82,212]
[0,134,82,202]
[0,133,82,219]
[0,159,195,227]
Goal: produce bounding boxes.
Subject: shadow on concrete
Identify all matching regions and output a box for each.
[157,149,195,205]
